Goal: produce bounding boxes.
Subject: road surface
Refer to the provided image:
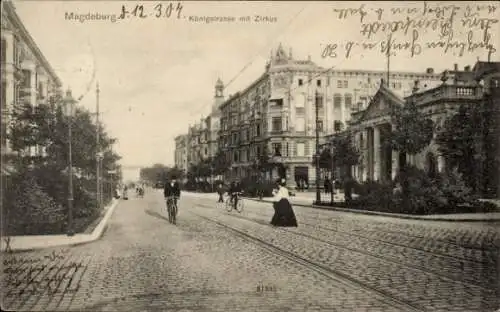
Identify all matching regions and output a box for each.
[2,190,499,311]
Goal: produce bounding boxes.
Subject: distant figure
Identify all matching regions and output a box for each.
[123,185,129,200]
[324,177,330,194]
[270,179,298,227]
[216,183,225,203]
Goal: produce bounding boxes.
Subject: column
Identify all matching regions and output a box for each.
[361,129,368,182]
[373,126,381,181]
[437,155,445,173]
[391,150,399,180]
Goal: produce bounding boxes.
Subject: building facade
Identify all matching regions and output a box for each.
[1,0,62,161]
[174,134,188,173]
[174,79,225,173]
[218,44,443,186]
[349,62,492,183]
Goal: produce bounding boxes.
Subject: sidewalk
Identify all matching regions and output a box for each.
[184,191,500,222]
[1,198,120,252]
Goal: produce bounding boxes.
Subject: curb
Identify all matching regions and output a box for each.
[1,199,120,252]
[242,197,500,222]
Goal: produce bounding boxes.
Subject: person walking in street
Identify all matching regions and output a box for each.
[324,177,330,194]
[216,182,225,203]
[270,179,298,227]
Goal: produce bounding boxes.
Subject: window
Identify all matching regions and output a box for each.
[317,119,323,131]
[296,143,305,157]
[316,79,322,87]
[1,121,6,147]
[246,149,250,161]
[272,117,282,131]
[334,94,342,109]
[233,152,238,162]
[22,70,31,88]
[343,80,348,88]
[298,79,303,86]
[256,146,261,157]
[315,93,323,108]
[345,94,353,110]
[1,39,6,63]
[296,117,305,132]
[272,143,282,156]
[1,82,6,109]
[204,148,208,155]
[334,120,343,132]
[256,124,261,136]
[337,80,343,88]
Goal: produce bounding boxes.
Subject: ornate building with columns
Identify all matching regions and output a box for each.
[218,44,443,186]
[349,63,489,183]
[1,0,62,168]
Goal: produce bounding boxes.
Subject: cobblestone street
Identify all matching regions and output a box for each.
[2,190,499,312]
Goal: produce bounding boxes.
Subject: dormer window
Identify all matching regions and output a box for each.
[298,79,303,86]
[317,79,322,87]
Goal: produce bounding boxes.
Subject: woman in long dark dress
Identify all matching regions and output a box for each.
[270,179,298,227]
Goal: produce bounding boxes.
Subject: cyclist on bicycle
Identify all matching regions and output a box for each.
[228,180,242,210]
[164,176,181,209]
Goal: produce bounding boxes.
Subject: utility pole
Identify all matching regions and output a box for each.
[315,90,321,204]
[386,34,391,87]
[96,82,101,209]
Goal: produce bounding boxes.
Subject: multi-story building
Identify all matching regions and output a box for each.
[174,79,225,172]
[1,0,62,165]
[174,134,189,173]
[218,44,443,186]
[349,61,494,183]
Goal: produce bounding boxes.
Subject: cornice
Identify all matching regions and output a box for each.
[3,1,62,87]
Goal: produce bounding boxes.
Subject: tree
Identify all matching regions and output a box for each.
[331,133,360,179]
[390,99,434,204]
[391,99,434,170]
[7,102,121,209]
[436,104,486,193]
[211,150,231,176]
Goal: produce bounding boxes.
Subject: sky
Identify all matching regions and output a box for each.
[12,0,500,180]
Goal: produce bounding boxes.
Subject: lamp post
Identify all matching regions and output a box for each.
[314,90,321,204]
[330,143,336,205]
[63,89,77,236]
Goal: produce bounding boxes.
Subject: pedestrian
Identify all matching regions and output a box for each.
[216,182,225,203]
[324,177,330,194]
[270,179,298,227]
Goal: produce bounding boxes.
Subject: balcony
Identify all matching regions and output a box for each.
[409,84,483,106]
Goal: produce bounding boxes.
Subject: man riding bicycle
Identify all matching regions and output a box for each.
[228,181,242,210]
[164,176,181,215]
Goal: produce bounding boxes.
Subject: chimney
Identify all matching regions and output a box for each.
[426,68,434,74]
[454,63,458,71]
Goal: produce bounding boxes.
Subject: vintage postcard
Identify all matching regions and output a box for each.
[1,0,499,311]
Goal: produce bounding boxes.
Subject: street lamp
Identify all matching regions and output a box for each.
[63,89,77,236]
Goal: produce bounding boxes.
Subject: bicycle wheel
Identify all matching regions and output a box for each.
[236,199,244,212]
[225,199,233,212]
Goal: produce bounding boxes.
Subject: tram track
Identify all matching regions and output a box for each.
[199,203,496,293]
[189,210,426,312]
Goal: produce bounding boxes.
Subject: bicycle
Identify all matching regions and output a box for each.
[166,196,179,224]
[225,192,244,213]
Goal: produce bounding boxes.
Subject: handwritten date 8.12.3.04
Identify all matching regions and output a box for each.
[118,2,183,20]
